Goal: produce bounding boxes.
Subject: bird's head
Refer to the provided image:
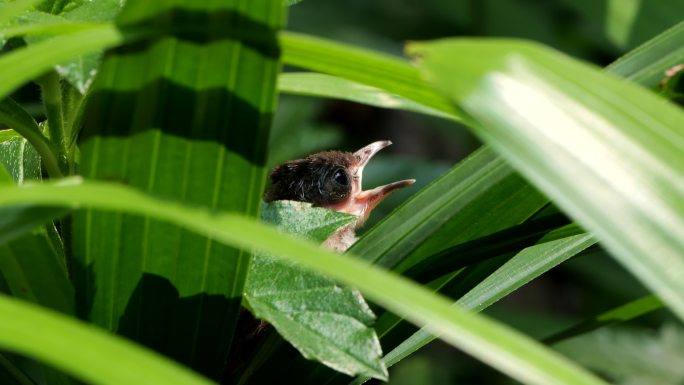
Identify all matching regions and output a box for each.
[265,140,415,227]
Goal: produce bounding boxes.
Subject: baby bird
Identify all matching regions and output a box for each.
[265,140,415,251]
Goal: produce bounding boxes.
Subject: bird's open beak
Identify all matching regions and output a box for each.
[326,140,415,225]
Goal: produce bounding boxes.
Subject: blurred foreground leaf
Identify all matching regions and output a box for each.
[0,179,608,385]
[409,38,684,321]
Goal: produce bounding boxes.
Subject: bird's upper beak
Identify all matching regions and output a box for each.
[325,140,415,225]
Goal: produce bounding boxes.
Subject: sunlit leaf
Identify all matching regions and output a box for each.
[408,38,684,321]
[278,72,454,120]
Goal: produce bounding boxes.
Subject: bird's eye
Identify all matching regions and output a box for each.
[333,169,349,186]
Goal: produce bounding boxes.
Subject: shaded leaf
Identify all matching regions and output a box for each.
[0,134,72,313]
[0,134,74,385]
[245,200,387,380]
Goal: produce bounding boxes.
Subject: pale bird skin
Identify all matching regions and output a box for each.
[265,140,415,251]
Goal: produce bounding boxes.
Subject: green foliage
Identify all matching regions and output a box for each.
[407,38,684,320]
[246,201,386,380]
[0,1,683,385]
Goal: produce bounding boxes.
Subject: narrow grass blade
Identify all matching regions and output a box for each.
[349,233,596,385]
[278,72,454,120]
[279,31,459,120]
[0,180,608,385]
[606,21,684,88]
[542,295,664,345]
[0,23,122,99]
[0,294,214,385]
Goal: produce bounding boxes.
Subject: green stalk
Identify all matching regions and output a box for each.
[37,71,66,159]
[0,98,63,178]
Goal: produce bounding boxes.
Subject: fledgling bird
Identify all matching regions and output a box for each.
[265,140,415,251]
[223,141,414,383]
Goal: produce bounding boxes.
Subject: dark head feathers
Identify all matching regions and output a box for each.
[265,150,356,206]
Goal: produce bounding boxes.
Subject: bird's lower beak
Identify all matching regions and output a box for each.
[328,140,415,226]
[353,179,416,220]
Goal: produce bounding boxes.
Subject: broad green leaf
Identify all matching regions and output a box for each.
[0,129,20,143]
[0,23,122,100]
[279,32,459,121]
[0,179,609,385]
[0,232,72,314]
[0,135,40,183]
[0,165,10,184]
[259,201,357,244]
[606,21,684,88]
[0,294,214,385]
[542,295,664,345]
[278,72,455,120]
[408,39,684,320]
[71,1,283,379]
[245,201,387,380]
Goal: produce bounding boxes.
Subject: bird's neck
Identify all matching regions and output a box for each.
[322,224,359,252]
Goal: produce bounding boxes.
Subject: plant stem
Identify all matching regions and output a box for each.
[38,71,67,159]
[0,98,64,178]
